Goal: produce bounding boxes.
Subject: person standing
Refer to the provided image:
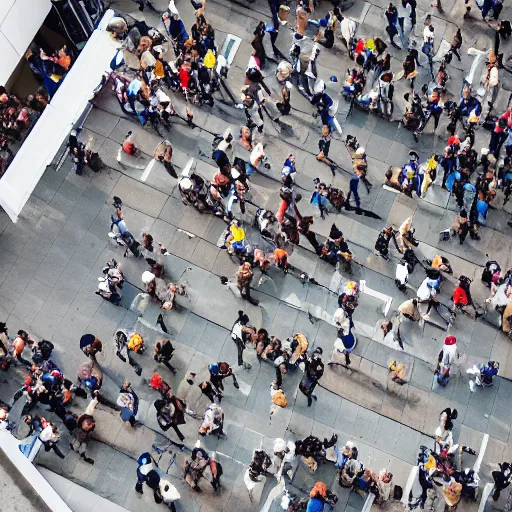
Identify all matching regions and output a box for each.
[317,125,335,176]
[299,348,325,407]
[450,28,462,61]
[231,310,255,370]
[236,262,259,306]
[422,24,435,79]
[71,143,86,175]
[12,330,33,366]
[492,462,512,501]
[69,391,98,464]
[385,4,401,49]
[435,336,459,387]
[276,82,292,118]
[489,106,512,157]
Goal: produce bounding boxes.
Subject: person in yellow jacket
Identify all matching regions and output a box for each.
[224,219,245,255]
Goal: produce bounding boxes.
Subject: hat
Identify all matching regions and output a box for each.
[313,347,323,355]
[179,177,193,191]
[445,336,456,345]
[355,147,365,156]
[330,75,338,82]
[208,363,219,375]
[142,271,156,284]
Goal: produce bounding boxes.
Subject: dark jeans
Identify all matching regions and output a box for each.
[268,0,279,30]
[159,420,185,441]
[44,442,65,459]
[346,177,361,208]
[490,130,507,156]
[240,285,258,306]
[73,160,84,175]
[305,381,318,406]
[233,337,245,366]
[164,160,178,178]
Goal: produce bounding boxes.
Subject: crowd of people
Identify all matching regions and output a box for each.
[3,0,512,509]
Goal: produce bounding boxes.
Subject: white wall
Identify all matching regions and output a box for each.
[0,9,118,222]
[0,0,52,85]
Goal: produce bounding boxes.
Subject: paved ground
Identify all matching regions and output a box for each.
[2,0,512,509]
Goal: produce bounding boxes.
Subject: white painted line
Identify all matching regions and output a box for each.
[383,184,401,194]
[360,279,393,316]
[177,229,195,238]
[260,479,285,512]
[362,492,375,512]
[141,158,156,182]
[333,117,343,136]
[473,433,489,474]
[401,466,419,506]
[478,482,494,512]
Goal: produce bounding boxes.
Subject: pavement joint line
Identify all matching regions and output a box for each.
[90,164,512,380]
[84,104,512,272]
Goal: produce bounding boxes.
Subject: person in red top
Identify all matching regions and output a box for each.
[490,107,512,156]
[452,276,481,319]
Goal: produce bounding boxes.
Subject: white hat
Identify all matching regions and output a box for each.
[179,177,193,191]
[355,147,365,156]
[142,271,155,284]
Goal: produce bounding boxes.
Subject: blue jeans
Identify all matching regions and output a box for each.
[346,177,361,208]
[396,21,407,48]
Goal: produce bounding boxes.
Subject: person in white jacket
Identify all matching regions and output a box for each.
[335,9,357,50]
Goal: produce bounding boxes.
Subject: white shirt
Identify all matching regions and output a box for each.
[417,278,436,301]
[488,66,499,87]
[397,3,411,17]
[423,26,434,44]
[333,308,350,333]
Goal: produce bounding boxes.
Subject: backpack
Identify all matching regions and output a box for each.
[128,333,144,353]
[272,389,288,408]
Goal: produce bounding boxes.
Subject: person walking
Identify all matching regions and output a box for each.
[450,28,462,61]
[154,393,187,442]
[154,339,177,374]
[231,310,255,370]
[154,140,177,178]
[299,348,325,407]
[236,262,259,305]
[397,0,411,47]
[69,391,98,464]
[385,4,402,49]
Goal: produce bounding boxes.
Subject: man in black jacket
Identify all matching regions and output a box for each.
[299,348,325,407]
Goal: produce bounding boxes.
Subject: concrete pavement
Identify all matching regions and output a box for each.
[1,0,512,509]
